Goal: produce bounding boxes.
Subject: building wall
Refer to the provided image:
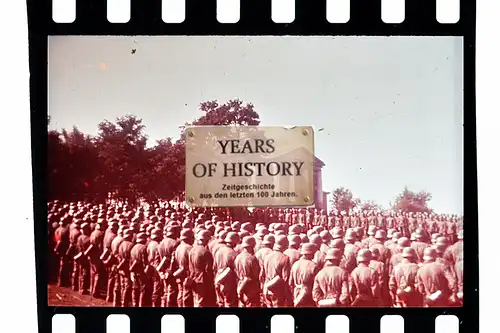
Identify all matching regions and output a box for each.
[322,191,329,213]
[313,165,323,209]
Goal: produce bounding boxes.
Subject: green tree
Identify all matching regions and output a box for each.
[330,187,360,213]
[193,99,260,126]
[391,186,433,213]
[95,115,148,203]
[360,200,382,212]
[145,138,185,202]
[47,126,100,201]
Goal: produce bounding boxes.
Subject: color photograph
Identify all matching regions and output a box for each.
[47,36,464,308]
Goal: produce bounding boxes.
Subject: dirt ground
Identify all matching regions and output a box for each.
[48,284,111,307]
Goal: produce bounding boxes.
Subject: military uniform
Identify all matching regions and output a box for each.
[54,223,71,287]
[313,248,350,307]
[75,225,91,295]
[157,233,179,307]
[188,231,216,307]
[263,236,293,307]
[69,225,81,291]
[416,248,456,307]
[89,225,105,298]
[116,235,134,307]
[284,247,301,267]
[290,244,318,307]
[349,250,380,306]
[389,248,422,307]
[213,242,238,307]
[109,231,124,306]
[146,232,162,307]
[234,237,261,307]
[173,235,194,307]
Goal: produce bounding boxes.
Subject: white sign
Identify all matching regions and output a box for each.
[185,125,315,207]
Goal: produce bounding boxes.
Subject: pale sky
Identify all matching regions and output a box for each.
[48,36,463,214]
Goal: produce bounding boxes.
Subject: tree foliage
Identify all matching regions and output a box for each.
[193,99,260,126]
[47,100,261,203]
[360,200,382,212]
[391,186,433,213]
[330,187,360,213]
[48,99,438,214]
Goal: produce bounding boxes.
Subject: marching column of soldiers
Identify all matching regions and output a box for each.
[48,200,464,308]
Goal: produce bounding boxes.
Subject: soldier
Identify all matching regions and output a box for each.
[234,236,261,307]
[370,230,391,266]
[386,213,395,230]
[54,216,71,288]
[213,231,239,307]
[416,247,456,307]
[188,229,215,307]
[360,212,369,231]
[314,211,322,227]
[330,227,344,241]
[263,235,293,307]
[343,229,360,274]
[448,230,464,265]
[431,232,441,245]
[68,219,82,292]
[447,222,457,245]
[319,230,332,254]
[110,226,125,306]
[351,213,360,228]
[285,210,291,226]
[408,213,417,234]
[349,249,380,306]
[389,247,422,307]
[306,209,314,229]
[173,228,194,307]
[130,232,151,307]
[411,229,430,263]
[255,234,275,288]
[147,228,163,307]
[309,234,326,270]
[75,222,92,295]
[284,234,301,266]
[116,229,134,307]
[89,222,106,298]
[297,209,305,226]
[361,225,378,249]
[313,248,350,307]
[353,227,365,248]
[376,213,386,229]
[291,210,298,226]
[435,237,454,270]
[211,230,229,257]
[288,224,301,236]
[385,231,401,251]
[254,226,268,252]
[290,243,318,307]
[455,260,463,306]
[369,247,390,306]
[389,237,411,274]
[319,211,328,229]
[157,225,180,307]
[334,213,343,228]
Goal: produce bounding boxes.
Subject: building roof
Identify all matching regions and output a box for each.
[314,156,325,168]
[264,146,325,168]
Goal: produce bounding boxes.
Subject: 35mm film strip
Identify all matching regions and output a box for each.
[28,1,477,332]
[51,0,461,25]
